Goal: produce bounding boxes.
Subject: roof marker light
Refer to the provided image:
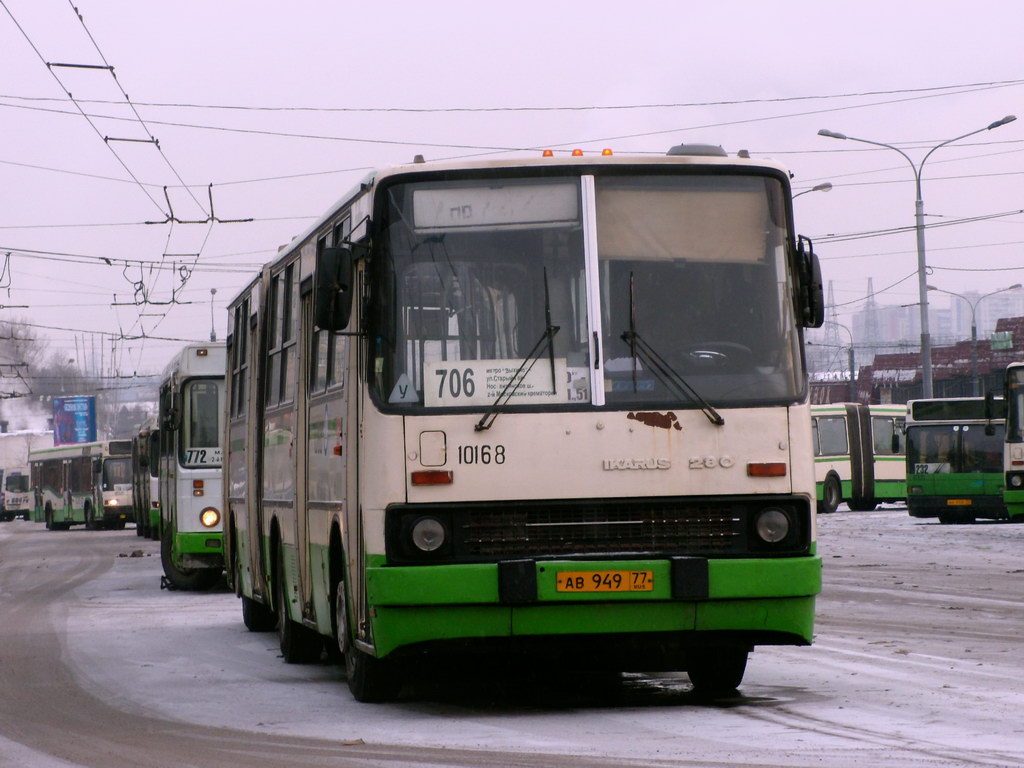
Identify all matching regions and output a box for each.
[542,149,554,157]
[571,149,584,156]
[601,148,613,156]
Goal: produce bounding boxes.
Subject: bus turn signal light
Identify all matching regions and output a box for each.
[747,462,787,477]
[411,470,453,486]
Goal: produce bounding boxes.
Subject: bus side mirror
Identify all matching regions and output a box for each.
[796,235,824,328]
[984,391,997,435]
[91,458,102,475]
[163,393,181,430]
[314,247,354,331]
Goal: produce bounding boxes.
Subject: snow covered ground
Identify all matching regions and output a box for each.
[2,507,1023,767]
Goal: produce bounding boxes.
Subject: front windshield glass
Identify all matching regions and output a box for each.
[102,458,132,489]
[4,474,28,492]
[375,178,592,409]
[596,175,800,404]
[182,379,224,467]
[908,424,1003,474]
[372,171,802,411]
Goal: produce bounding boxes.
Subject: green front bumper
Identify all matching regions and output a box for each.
[366,556,821,657]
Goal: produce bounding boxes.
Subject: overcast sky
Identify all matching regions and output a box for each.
[1,0,1022,382]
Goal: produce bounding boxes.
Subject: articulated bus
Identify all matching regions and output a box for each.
[811,403,906,513]
[29,440,133,530]
[905,397,1006,523]
[157,343,226,590]
[131,418,160,540]
[1,468,31,521]
[1000,363,1024,521]
[225,146,826,701]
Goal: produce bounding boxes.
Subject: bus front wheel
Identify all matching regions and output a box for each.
[818,475,841,514]
[335,580,400,703]
[687,647,748,698]
[160,528,220,590]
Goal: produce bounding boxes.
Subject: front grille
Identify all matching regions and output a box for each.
[386,496,810,564]
[462,504,737,557]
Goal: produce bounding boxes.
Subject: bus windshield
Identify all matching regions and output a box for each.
[182,379,224,467]
[373,172,802,411]
[4,474,28,492]
[908,424,1004,474]
[102,457,132,489]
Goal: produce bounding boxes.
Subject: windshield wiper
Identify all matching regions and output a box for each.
[621,273,724,427]
[475,268,560,432]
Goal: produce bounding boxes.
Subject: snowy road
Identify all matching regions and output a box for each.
[1,509,1022,767]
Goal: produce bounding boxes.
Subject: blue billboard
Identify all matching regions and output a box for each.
[53,396,97,446]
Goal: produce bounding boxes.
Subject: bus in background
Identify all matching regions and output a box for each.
[157,343,225,590]
[29,440,133,530]
[1000,363,1024,521]
[811,403,906,513]
[225,145,826,701]
[905,397,1006,524]
[131,418,160,540]
[1,468,32,521]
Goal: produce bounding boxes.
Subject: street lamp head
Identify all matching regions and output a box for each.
[987,115,1017,130]
[817,129,847,140]
[1010,283,1022,290]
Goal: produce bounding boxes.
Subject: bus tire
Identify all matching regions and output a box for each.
[345,645,401,703]
[160,527,220,590]
[848,500,877,512]
[687,647,748,698]
[242,595,276,632]
[335,580,400,702]
[818,474,841,514]
[274,549,322,664]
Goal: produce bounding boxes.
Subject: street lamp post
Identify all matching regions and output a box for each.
[793,182,833,199]
[818,116,1017,398]
[822,320,856,401]
[927,284,1021,395]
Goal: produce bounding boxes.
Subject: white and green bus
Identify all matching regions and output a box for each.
[131,418,160,540]
[905,396,1006,523]
[157,343,226,589]
[999,363,1024,521]
[810,403,907,513]
[29,440,133,529]
[225,145,826,701]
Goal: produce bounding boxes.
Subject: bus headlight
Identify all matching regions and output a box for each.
[200,507,221,528]
[410,517,446,552]
[754,507,791,544]
[105,498,119,506]
[1009,473,1024,489]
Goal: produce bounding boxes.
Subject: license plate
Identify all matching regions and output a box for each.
[946,499,973,506]
[555,569,654,593]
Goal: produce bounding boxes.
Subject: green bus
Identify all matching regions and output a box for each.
[1000,363,1024,521]
[906,397,1006,524]
[811,403,906,513]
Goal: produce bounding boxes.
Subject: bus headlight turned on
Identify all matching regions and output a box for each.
[411,516,446,552]
[754,507,791,544]
[200,507,221,528]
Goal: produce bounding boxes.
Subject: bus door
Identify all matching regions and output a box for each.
[349,268,369,646]
[846,403,875,506]
[296,285,314,617]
